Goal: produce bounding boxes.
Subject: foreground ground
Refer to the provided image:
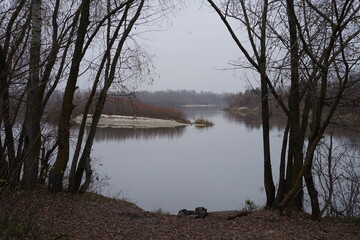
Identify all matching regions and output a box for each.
[0,188,359,240]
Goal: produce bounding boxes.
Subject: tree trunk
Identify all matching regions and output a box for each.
[285,0,303,210]
[68,0,120,192]
[0,137,8,183]
[73,93,107,192]
[38,140,58,184]
[49,0,91,192]
[276,121,290,203]
[261,78,276,207]
[0,45,18,187]
[279,137,321,218]
[0,45,5,111]
[259,0,276,208]
[0,45,8,182]
[73,0,145,193]
[22,0,42,189]
[304,166,320,220]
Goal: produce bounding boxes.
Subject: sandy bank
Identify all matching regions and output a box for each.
[72,114,189,128]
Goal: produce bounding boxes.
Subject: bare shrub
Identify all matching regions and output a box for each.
[314,135,360,218]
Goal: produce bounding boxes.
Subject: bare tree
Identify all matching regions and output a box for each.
[207,0,279,208]
[48,0,92,192]
[314,134,360,218]
[0,0,29,187]
[1,0,178,194]
[70,0,146,193]
[22,0,42,189]
[1,0,81,190]
[207,0,360,220]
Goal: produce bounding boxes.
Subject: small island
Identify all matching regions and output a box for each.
[72,114,190,128]
[71,96,215,128]
[193,118,214,127]
[72,114,215,129]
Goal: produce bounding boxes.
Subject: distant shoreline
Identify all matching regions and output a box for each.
[181,104,219,107]
[72,114,190,129]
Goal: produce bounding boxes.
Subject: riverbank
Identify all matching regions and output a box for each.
[72,114,214,128]
[1,189,359,240]
[72,114,190,128]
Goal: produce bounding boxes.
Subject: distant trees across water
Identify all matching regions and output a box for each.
[225,88,262,110]
[135,90,227,107]
[225,85,360,125]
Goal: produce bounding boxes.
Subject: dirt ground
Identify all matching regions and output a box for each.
[0,189,359,240]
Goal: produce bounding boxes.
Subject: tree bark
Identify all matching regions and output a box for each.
[261,75,276,207]
[22,0,42,189]
[0,45,9,182]
[285,0,303,210]
[49,0,91,192]
[276,121,290,203]
[259,0,276,208]
[38,140,58,184]
[304,166,320,220]
[0,44,18,187]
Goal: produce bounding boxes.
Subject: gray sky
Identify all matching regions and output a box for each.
[138,1,251,94]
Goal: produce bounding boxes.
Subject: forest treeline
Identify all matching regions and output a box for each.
[225,83,360,125]
[135,90,227,107]
[225,88,262,110]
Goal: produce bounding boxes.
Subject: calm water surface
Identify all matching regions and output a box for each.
[92,108,285,213]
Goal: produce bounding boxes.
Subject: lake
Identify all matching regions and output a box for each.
[90,107,287,214]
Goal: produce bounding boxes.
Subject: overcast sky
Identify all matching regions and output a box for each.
[138,1,252,94]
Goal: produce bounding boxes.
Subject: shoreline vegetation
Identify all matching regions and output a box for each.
[72,96,190,128]
[225,90,360,126]
[71,95,215,128]
[70,96,189,124]
[225,105,360,127]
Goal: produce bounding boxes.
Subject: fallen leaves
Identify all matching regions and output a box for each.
[0,189,359,240]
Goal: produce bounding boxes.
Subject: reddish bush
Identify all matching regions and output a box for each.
[97,96,188,122]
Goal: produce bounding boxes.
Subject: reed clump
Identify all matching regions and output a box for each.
[194,118,214,127]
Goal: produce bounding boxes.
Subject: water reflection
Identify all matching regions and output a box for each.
[224,111,287,131]
[329,127,360,145]
[90,108,360,213]
[180,106,222,120]
[92,110,271,213]
[89,110,360,144]
[225,111,360,143]
[94,126,186,142]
